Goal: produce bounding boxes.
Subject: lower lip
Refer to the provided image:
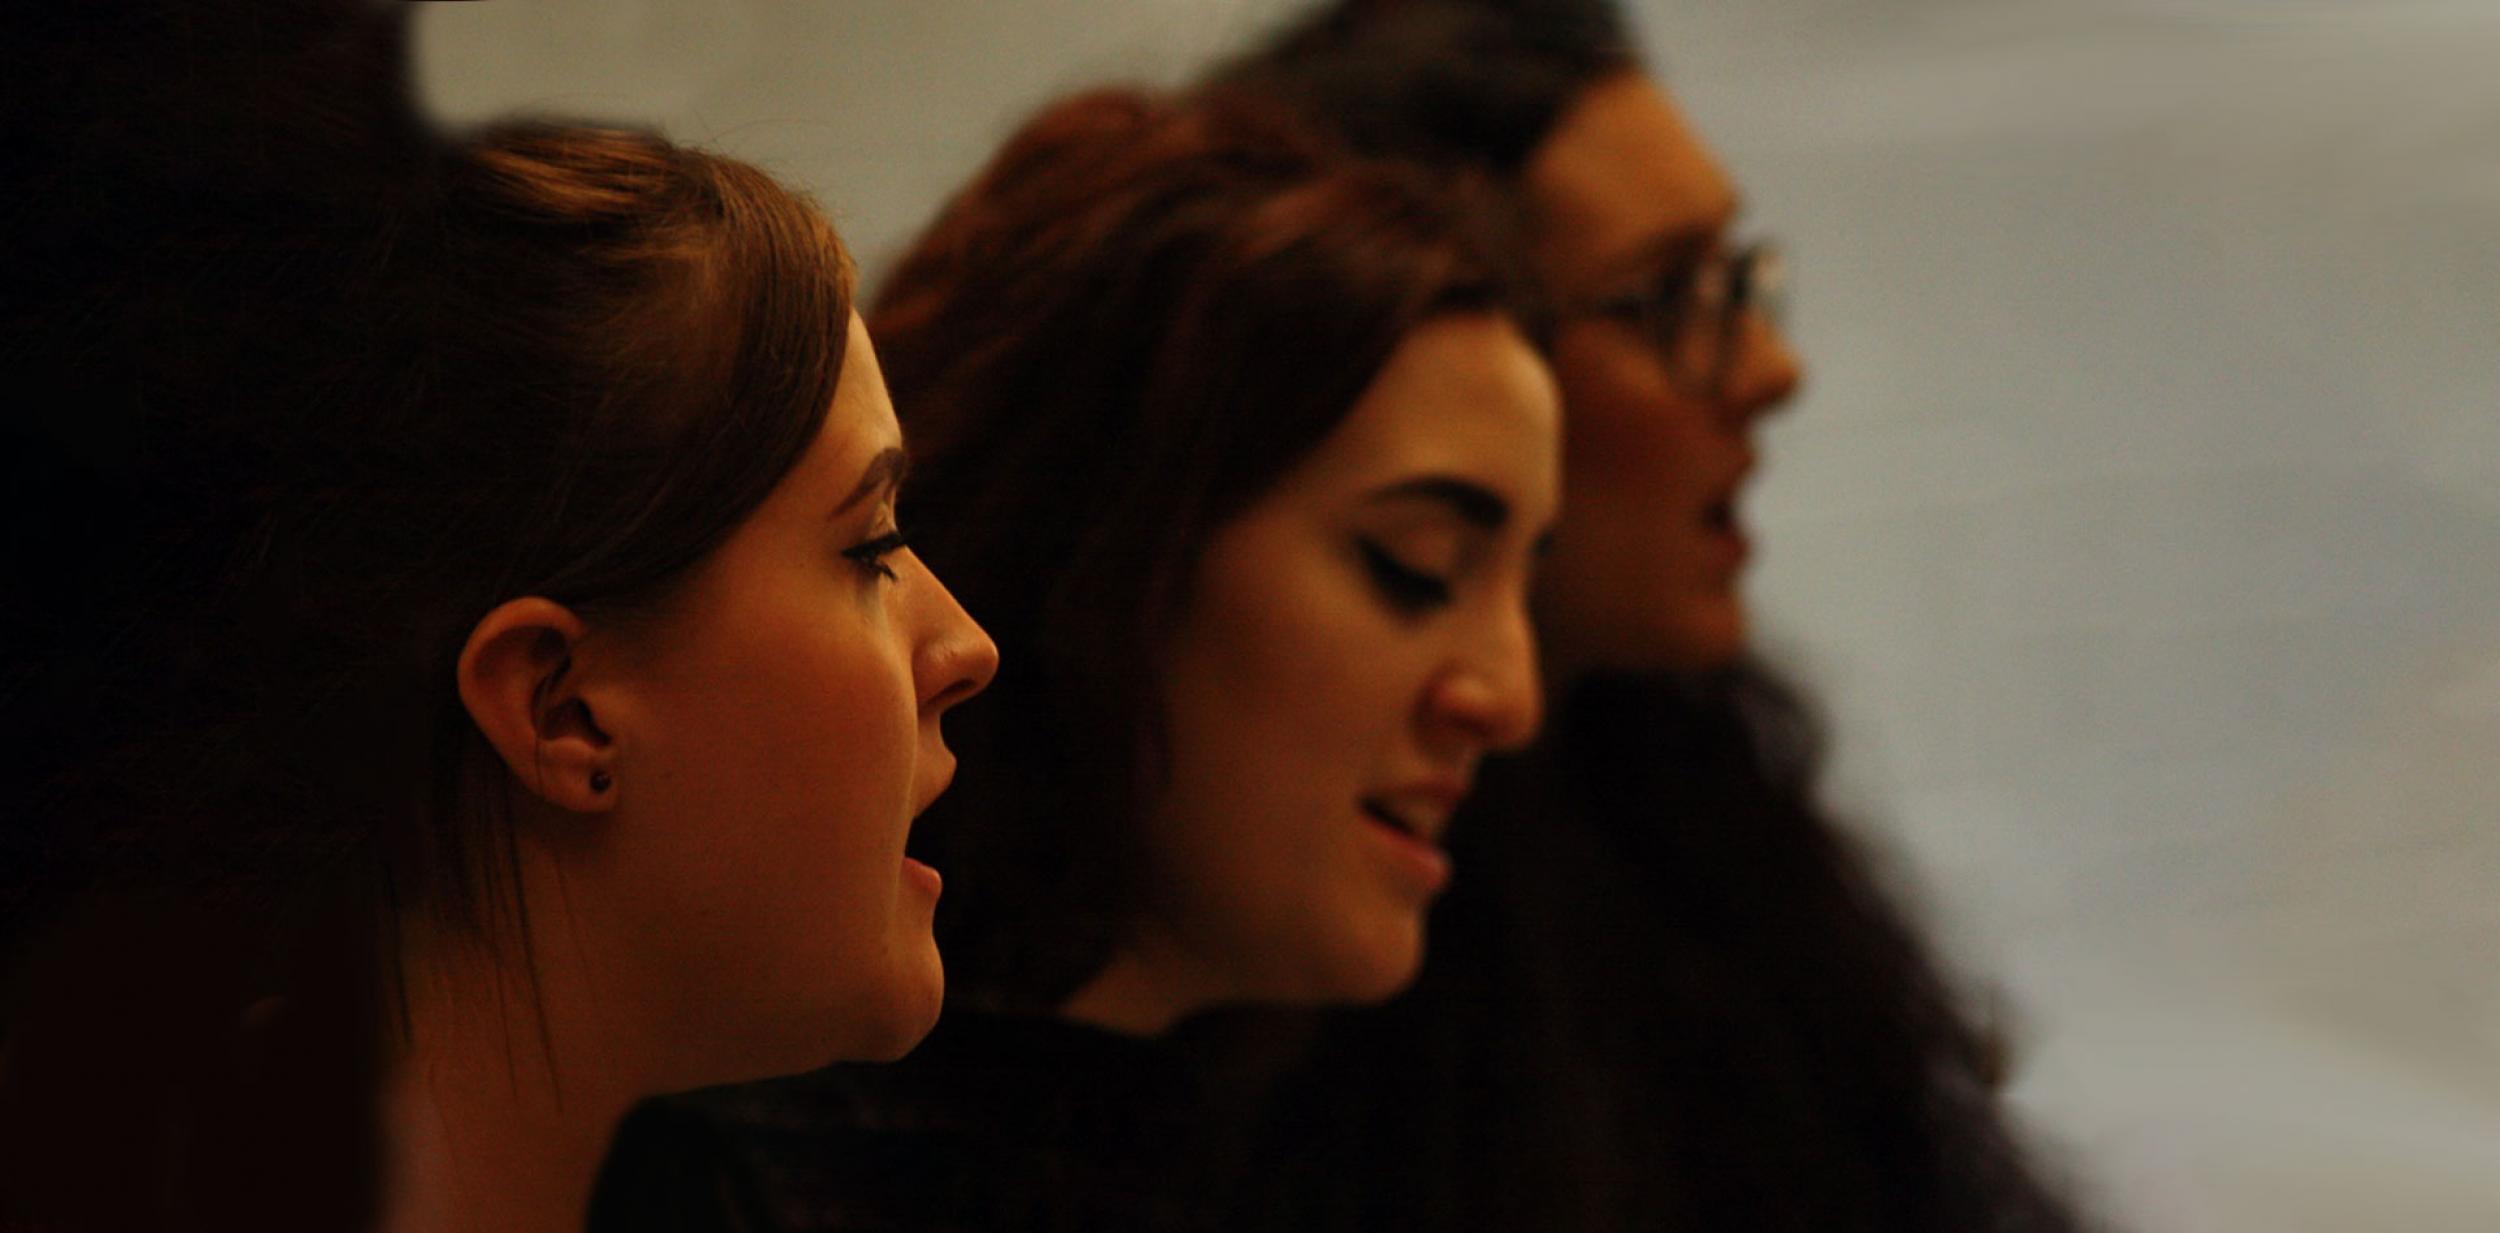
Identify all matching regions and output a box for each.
[1363,815,1452,897]
[901,856,942,898]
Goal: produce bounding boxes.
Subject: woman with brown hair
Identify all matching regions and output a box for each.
[3,85,995,1233]
[1203,2,2095,1230]
[593,87,1558,1233]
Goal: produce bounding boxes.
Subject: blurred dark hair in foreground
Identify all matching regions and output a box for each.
[4,5,427,1227]
[7,4,867,1229]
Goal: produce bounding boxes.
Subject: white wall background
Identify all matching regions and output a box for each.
[416,4,2500,1228]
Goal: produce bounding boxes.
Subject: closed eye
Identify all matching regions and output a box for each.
[1357,538,1453,614]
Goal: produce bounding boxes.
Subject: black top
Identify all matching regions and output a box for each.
[590,670,2089,1233]
[590,1008,1251,1233]
[1228,669,2092,1233]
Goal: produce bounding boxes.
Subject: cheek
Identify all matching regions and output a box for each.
[1162,600,1362,847]
[1152,550,1425,950]
[621,585,922,1021]
[1555,342,1709,503]
[1540,339,1753,669]
[1165,543,1418,796]
[1551,339,1728,581]
[664,593,916,824]
[1154,636,1436,1005]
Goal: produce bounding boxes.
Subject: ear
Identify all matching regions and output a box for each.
[456,597,618,814]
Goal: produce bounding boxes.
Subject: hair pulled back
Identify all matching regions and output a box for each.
[3,105,858,1229]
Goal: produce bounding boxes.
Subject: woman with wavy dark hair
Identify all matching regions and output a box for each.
[2,54,995,1229]
[1206,2,2094,1231]
[592,87,1559,1233]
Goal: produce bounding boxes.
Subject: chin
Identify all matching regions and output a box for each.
[848,945,946,1062]
[1341,959,1424,1006]
[1311,922,1427,1007]
[1662,597,1747,670]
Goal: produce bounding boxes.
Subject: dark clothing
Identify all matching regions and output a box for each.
[1237,669,2091,1233]
[593,670,2088,1233]
[591,1009,1250,1233]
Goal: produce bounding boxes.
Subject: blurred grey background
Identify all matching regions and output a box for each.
[417,2,2500,1227]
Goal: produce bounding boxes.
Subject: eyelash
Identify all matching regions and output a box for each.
[842,529,909,582]
[1357,539,1453,614]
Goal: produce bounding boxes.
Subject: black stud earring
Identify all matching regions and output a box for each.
[589,770,613,793]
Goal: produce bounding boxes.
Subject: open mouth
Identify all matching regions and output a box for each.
[1358,794,1456,895]
[1360,797,1427,841]
[1702,496,1738,533]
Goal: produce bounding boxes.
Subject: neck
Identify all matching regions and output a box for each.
[378,922,650,1233]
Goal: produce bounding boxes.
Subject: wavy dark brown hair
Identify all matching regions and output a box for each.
[870,86,1530,1013]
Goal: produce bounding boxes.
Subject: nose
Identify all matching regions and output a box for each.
[913,559,998,715]
[1425,599,1543,754]
[1716,308,1802,431]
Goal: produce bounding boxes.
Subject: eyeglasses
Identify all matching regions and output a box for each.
[1570,239,1786,399]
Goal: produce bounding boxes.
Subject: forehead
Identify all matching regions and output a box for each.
[1276,314,1560,502]
[1525,73,1740,286]
[832,314,899,445]
[770,314,900,512]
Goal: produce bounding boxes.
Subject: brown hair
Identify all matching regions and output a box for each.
[397,122,857,940]
[1207,7,2096,1231]
[3,115,857,1229]
[1208,0,1637,180]
[871,88,1526,1010]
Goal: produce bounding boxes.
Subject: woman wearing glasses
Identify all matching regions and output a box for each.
[1211,2,2094,1232]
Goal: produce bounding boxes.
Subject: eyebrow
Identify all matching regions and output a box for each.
[1365,475,1511,531]
[833,446,909,517]
[1608,227,1714,285]
[1605,195,1743,281]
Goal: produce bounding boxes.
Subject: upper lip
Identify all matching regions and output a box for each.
[1360,776,1472,845]
[909,755,958,821]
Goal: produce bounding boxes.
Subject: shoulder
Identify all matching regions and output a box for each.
[590,1058,966,1233]
[593,1008,1192,1233]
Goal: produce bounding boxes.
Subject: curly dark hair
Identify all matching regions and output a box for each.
[1241,665,2090,1233]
